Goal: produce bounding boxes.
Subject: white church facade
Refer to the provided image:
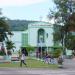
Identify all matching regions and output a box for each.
[22,22,53,48]
[8,21,54,54]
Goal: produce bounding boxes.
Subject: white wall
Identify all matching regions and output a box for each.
[28,24,53,47]
[44,27,53,46]
[7,22,54,51]
[7,31,23,51]
[28,28,38,46]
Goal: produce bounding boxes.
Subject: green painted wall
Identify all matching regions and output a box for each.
[22,33,28,47]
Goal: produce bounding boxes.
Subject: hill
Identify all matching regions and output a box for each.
[7,20,38,31]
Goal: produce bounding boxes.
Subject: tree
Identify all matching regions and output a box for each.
[53,24,62,45]
[48,0,75,51]
[0,9,12,56]
[6,41,15,50]
[65,32,75,50]
[6,41,15,55]
[0,9,10,42]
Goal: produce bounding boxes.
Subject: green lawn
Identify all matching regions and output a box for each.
[0,58,58,69]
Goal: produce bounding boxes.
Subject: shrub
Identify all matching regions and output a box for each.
[26,45,35,53]
[6,41,15,50]
[0,51,5,56]
[51,49,62,58]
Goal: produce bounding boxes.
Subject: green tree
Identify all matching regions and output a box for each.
[0,9,10,42]
[0,9,12,56]
[6,41,15,50]
[48,0,75,50]
[6,41,15,55]
[53,24,62,45]
[65,32,75,50]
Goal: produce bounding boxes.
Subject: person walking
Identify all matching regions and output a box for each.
[20,53,27,67]
[20,47,28,67]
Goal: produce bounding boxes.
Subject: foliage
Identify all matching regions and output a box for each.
[67,13,75,28]
[0,10,10,42]
[6,41,15,50]
[48,0,75,50]
[0,18,9,42]
[51,49,62,58]
[53,31,61,41]
[48,0,69,24]
[5,41,15,55]
[8,20,39,31]
[65,33,75,50]
[53,24,63,44]
[48,0,69,45]
[0,51,5,56]
[0,10,9,31]
[0,17,9,31]
[26,45,35,52]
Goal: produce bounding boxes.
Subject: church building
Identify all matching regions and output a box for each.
[22,21,53,47]
[8,21,54,57]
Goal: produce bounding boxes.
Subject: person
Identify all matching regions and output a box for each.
[21,47,28,56]
[58,55,64,68]
[20,47,27,67]
[50,55,54,64]
[44,53,51,64]
[20,53,27,67]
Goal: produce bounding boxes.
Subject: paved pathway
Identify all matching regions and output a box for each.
[0,68,75,75]
[63,58,75,69]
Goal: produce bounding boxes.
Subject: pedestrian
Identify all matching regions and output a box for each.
[20,53,27,67]
[20,47,27,67]
[44,53,51,64]
[50,55,54,64]
[58,55,63,68]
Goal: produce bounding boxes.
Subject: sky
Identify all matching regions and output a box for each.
[0,0,55,21]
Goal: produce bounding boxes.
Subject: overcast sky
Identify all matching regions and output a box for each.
[0,0,55,21]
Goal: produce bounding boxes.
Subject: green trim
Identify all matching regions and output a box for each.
[22,33,28,47]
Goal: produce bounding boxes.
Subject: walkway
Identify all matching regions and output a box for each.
[63,58,75,69]
[0,68,75,75]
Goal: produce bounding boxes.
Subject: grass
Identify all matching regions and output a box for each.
[0,58,58,69]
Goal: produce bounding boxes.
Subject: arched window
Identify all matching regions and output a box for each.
[37,29,45,43]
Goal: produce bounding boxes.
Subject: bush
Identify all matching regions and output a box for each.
[6,41,15,50]
[51,49,62,58]
[26,46,35,52]
[0,51,5,56]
